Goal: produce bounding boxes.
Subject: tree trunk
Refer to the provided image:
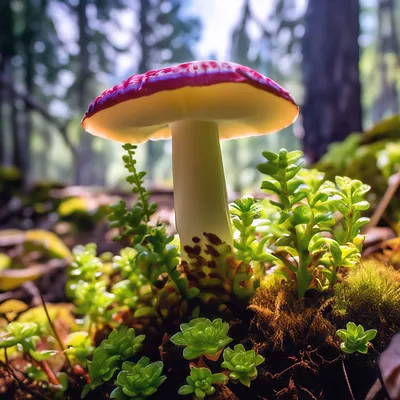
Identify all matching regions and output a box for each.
[75,0,92,185]
[20,0,34,181]
[1,0,26,174]
[0,82,3,165]
[372,0,399,122]
[5,62,23,171]
[301,0,362,163]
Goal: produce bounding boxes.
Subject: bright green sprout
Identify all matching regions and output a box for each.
[110,357,166,400]
[336,322,377,354]
[67,244,118,325]
[73,280,116,323]
[221,344,264,387]
[65,331,94,367]
[108,144,191,298]
[170,317,233,360]
[0,321,57,362]
[0,321,38,350]
[230,197,277,278]
[257,149,370,297]
[112,247,143,283]
[178,367,227,399]
[82,326,145,397]
[111,279,140,310]
[68,243,102,284]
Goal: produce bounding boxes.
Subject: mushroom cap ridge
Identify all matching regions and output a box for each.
[82,60,299,143]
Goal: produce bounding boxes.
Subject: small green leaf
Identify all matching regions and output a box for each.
[337,322,376,354]
[133,306,158,318]
[178,385,194,395]
[363,329,377,342]
[261,151,279,162]
[261,180,281,194]
[257,162,279,177]
[287,150,304,164]
[29,349,58,361]
[292,205,312,225]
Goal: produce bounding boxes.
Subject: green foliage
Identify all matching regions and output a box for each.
[65,332,94,367]
[316,115,400,230]
[108,144,157,242]
[108,144,190,298]
[0,321,57,362]
[178,367,227,399]
[68,244,102,285]
[82,326,145,397]
[67,242,157,324]
[73,281,116,323]
[113,247,140,280]
[331,176,371,244]
[336,322,377,354]
[230,197,277,272]
[221,344,264,387]
[110,357,166,400]
[0,322,38,350]
[111,279,141,310]
[334,260,400,330]
[67,243,123,325]
[257,149,370,297]
[170,318,232,360]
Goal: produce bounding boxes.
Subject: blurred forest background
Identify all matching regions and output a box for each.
[0,0,399,194]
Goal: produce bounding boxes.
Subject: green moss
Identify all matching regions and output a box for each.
[334,260,400,345]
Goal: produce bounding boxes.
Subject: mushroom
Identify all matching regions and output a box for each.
[81,60,299,255]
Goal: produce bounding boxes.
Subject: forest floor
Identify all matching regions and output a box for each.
[1,184,399,399]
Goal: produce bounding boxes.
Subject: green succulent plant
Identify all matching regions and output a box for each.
[336,322,377,354]
[108,144,191,298]
[112,248,145,284]
[110,357,166,400]
[68,243,102,283]
[0,321,57,362]
[82,326,145,397]
[230,197,277,265]
[73,280,116,323]
[0,321,38,350]
[230,197,278,283]
[65,331,94,367]
[316,115,400,231]
[221,344,264,387]
[170,317,233,360]
[178,367,227,399]
[111,279,140,310]
[101,326,145,358]
[257,149,370,297]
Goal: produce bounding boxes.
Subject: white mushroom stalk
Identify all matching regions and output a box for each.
[170,120,233,253]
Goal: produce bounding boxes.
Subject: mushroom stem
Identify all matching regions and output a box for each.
[170,120,233,256]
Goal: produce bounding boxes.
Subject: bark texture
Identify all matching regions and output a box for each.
[301,0,362,163]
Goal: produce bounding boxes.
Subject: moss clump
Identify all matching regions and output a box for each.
[249,283,336,351]
[334,260,400,346]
